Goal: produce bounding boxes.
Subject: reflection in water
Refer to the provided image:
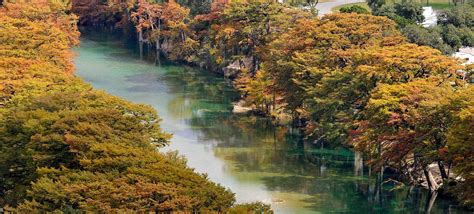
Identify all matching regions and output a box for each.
[74,29,467,213]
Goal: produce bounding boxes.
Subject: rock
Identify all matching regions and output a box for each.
[222,56,253,78]
[232,100,252,114]
[454,47,474,65]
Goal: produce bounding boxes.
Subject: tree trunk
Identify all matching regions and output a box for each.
[438,160,448,180]
[423,166,439,192]
[139,30,144,42]
[157,19,163,63]
[354,151,364,176]
[139,41,144,60]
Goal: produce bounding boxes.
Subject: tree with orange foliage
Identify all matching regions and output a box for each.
[351,79,455,189]
[131,0,197,61]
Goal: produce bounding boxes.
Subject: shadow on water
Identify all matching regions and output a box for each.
[75,28,468,214]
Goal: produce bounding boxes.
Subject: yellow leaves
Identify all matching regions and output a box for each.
[352,43,462,81]
[445,87,474,207]
[172,37,199,62]
[0,16,76,73]
[320,13,400,46]
[222,27,236,38]
[215,56,223,65]
[2,0,79,46]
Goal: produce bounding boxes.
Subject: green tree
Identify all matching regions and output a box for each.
[402,24,454,54]
[207,1,309,70]
[366,0,386,13]
[394,1,424,23]
[339,5,370,14]
[437,5,474,28]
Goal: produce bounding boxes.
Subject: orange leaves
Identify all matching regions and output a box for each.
[387,112,401,126]
[0,11,79,103]
[0,16,75,72]
[254,13,467,149]
[2,0,80,46]
[131,1,161,32]
[264,13,403,72]
[131,0,191,42]
[162,0,189,24]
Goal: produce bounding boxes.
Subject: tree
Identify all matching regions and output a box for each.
[402,24,454,55]
[441,24,474,50]
[375,2,474,55]
[131,0,197,61]
[446,87,474,209]
[235,69,275,115]
[437,5,474,28]
[207,1,309,70]
[394,1,424,23]
[351,79,462,191]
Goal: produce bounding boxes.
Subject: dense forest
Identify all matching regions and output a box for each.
[0,0,473,212]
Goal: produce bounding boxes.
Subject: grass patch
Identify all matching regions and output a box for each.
[427,2,456,9]
[387,0,456,9]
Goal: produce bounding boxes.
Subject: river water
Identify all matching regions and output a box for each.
[73,30,466,213]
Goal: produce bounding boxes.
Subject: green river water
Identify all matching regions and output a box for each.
[73,30,467,213]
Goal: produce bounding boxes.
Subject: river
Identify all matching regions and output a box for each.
[73,30,467,213]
